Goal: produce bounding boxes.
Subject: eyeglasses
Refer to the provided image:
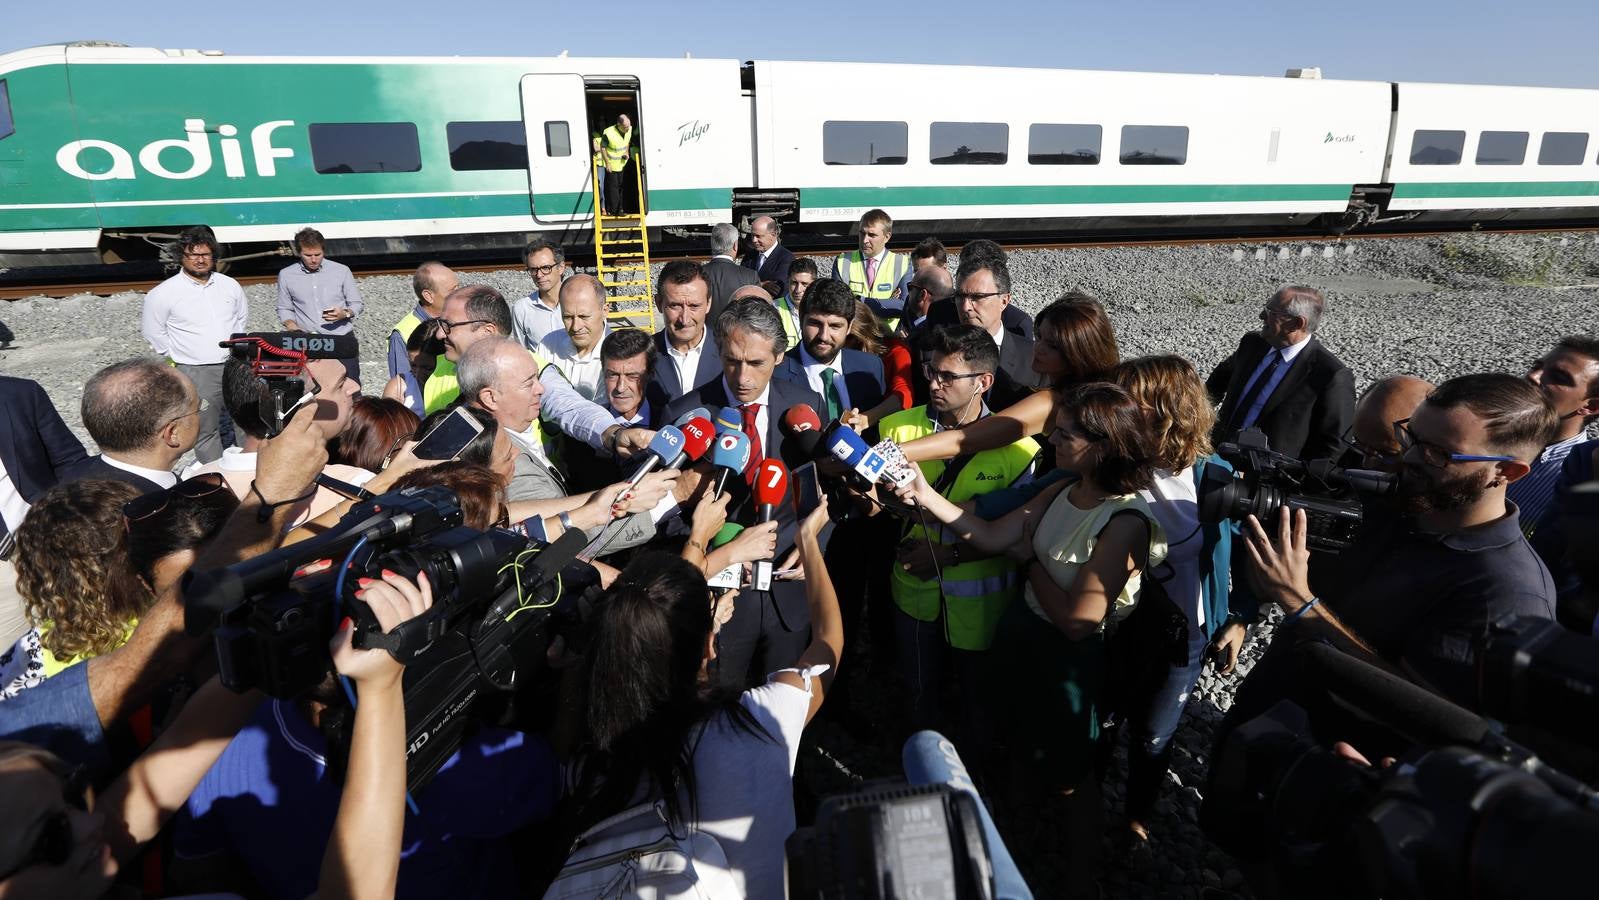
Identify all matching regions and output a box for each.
[1260,306,1295,322]
[0,764,89,881]
[123,472,229,529]
[181,251,214,259]
[1393,418,1517,469]
[527,263,561,276]
[922,364,985,386]
[439,318,491,335]
[1340,425,1398,467]
[166,400,210,426]
[954,290,1005,304]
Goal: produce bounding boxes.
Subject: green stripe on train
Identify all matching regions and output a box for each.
[1392,181,1599,200]
[799,183,1354,206]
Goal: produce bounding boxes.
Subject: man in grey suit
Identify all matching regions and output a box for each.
[457,337,674,555]
[703,222,760,326]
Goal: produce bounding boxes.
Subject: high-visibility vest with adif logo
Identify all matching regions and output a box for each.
[883,407,1038,651]
[833,250,909,331]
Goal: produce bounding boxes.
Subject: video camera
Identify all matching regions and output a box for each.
[220,331,357,438]
[1199,427,1395,553]
[1202,639,1599,900]
[183,485,601,791]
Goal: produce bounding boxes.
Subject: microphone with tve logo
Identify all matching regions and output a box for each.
[750,459,789,591]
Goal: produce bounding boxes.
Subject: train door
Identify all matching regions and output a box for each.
[520,73,592,226]
[584,80,644,215]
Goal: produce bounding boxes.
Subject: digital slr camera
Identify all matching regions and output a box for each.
[1199,428,1395,553]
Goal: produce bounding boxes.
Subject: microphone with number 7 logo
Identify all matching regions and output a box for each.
[750,459,789,591]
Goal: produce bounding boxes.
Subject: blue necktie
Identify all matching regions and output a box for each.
[1231,350,1283,430]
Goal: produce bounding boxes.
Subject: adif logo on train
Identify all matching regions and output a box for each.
[1323,132,1357,144]
[55,119,296,181]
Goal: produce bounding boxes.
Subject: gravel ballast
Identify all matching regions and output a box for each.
[2,230,1595,899]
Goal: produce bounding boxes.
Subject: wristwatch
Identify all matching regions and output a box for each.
[558,511,574,531]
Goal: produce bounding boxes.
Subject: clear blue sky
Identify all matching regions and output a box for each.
[13,0,1598,88]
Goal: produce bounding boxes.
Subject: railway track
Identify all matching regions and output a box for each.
[4,225,1597,301]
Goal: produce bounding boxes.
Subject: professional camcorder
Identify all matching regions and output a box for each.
[1199,427,1395,553]
[1203,639,1599,900]
[183,485,601,791]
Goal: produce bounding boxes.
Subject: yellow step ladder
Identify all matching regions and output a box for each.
[592,155,655,332]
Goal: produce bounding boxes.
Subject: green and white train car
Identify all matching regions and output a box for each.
[3,42,1598,269]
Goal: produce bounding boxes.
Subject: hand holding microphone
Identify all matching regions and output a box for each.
[750,459,789,591]
[710,431,753,499]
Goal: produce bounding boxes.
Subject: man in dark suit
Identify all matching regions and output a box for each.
[704,223,760,325]
[950,255,1045,411]
[740,215,795,291]
[652,260,723,402]
[60,359,197,495]
[923,239,1032,340]
[774,279,887,422]
[0,376,88,541]
[564,327,670,491]
[1207,285,1356,461]
[663,295,826,690]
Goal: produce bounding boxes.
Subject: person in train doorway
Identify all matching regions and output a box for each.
[592,113,636,216]
[831,208,913,332]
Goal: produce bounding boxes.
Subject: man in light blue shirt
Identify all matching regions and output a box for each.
[275,227,362,336]
[510,239,567,350]
[140,225,248,463]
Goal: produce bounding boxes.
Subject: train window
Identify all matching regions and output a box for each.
[309,122,422,174]
[1409,130,1464,165]
[446,121,529,171]
[1028,124,1101,165]
[544,122,571,158]
[1119,125,1188,165]
[930,122,1008,165]
[1475,131,1528,165]
[823,121,908,165]
[1538,132,1588,166]
[0,80,12,141]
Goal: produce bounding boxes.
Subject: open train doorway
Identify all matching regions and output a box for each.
[584,79,644,217]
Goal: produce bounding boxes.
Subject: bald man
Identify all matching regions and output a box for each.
[740,215,794,289]
[1347,375,1434,473]
[540,274,611,401]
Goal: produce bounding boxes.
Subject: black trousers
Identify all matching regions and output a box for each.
[712,583,809,692]
[603,168,627,215]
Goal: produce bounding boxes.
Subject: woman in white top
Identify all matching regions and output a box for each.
[896,382,1163,899]
[562,498,840,898]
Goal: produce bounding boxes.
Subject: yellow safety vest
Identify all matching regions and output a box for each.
[775,295,801,350]
[883,407,1038,651]
[599,125,632,173]
[393,310,425,344]
[834,250,908,333]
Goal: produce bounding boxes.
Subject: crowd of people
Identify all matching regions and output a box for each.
[0,210,1594,899]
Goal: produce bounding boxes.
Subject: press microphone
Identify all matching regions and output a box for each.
[750,459,789,591]
[780,403,824,436]
[714,406,743,434]
[903,731,1032,900]
[778,403,828,471]
[707,522,745,589]
[222,331,360,361]
[677,416,716,467]
[710,430,753,499]
[674,407,712,428]
[623,424,685,492]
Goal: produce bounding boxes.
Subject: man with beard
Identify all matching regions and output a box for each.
[1231,373,1558,718]
[775,279,886,424]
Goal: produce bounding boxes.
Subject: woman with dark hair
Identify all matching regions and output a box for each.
[894,382,1164,898]
[561,498,839,897]
[900,292,1120,464]
[330,396,420,473]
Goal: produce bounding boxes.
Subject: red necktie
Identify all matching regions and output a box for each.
[741,402,763,484]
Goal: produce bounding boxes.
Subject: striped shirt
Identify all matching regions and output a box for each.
[1507,431,1590,535]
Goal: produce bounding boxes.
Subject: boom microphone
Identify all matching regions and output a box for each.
[903,731,1032,900]
[711,430,753,499]
[750,459,789,591]
[1290,641,1494,749]
[223,331,360,360]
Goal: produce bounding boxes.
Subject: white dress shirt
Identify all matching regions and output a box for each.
[540,328,609,402]
[988,324,1005,352]
[1237,333,1313,430]
[102,455,178,489]
[798,343,851,411]
[0,458,29,533]
[141,271,249,365]
[510,289,564,350]
[667,328,709,395]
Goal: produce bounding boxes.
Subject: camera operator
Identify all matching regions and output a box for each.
[0,408,330,775]
[560,497,839,899]
[185,343,368,529]
[1230,373,1559,733]
[0,567,438,900]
